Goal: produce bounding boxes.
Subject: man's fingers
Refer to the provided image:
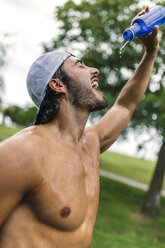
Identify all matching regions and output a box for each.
[151,26,159,38]
[137,6,150,17]
[137,10,146,17]
[132,5,150,24]
[145,6,150,12]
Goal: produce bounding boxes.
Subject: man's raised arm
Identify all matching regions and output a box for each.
[93,7,159,153]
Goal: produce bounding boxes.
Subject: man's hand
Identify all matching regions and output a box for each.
[133,6,159,54]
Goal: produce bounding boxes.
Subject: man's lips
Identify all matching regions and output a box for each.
[91,76,99,88]
[91,77,98,83]
[91,76,99,83]
[90,76,104,95]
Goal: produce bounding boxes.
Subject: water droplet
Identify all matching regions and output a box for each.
[119,41,129,59]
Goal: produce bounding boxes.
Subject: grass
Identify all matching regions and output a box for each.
[91,176,165,248]
[99,150,165,188]
[0,124,23,141]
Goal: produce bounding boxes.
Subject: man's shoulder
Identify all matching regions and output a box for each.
[83,125,100,148]
[0,125,46,168]
[0,126,44,193]
[84,124,99,138]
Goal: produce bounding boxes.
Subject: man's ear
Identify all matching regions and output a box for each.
[48,78,67,94]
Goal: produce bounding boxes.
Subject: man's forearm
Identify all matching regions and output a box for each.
[116,50,157,113]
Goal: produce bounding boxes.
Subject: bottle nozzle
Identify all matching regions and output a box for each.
[123,23,141,41]
[123,28,135,41]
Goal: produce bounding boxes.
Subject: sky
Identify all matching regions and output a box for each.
[0,0,68,107]
[0,0,160,161]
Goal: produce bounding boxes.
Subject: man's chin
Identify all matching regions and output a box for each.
[89,97,109,112]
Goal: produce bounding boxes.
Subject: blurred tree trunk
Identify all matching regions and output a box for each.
[141,143,165,218]
[2,111,5,124]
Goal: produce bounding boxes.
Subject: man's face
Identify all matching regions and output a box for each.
[62,56,108,112]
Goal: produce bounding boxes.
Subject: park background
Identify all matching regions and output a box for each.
[0,0,162,160]
[1,0,165,247]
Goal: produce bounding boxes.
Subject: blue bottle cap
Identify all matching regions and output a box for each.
[123,28,135,41]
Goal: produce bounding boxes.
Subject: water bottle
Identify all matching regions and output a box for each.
[123,5,165,41]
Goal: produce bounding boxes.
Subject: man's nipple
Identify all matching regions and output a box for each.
[60,207,71,218]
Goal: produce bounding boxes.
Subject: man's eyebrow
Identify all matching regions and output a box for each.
[74,59,84,65]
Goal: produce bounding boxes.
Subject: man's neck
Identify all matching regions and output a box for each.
[43,102,89,145]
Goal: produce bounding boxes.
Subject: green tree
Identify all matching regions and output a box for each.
[43,0,165,218]
[3,105,37,126]
[0,34,8,107]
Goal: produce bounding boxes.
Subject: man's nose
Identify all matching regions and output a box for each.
[90,67,100,76]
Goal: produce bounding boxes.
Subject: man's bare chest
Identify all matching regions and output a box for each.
[25,146,100,231]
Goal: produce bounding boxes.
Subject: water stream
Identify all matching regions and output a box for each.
[114,41,129,71]
[119,41,129,58]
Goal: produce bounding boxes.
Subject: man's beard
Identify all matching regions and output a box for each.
[67,78,109,112]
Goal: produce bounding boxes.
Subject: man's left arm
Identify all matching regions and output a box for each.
[94,22,159,153]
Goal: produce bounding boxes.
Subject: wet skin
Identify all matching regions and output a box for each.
[0,125,101,248]
[0,20,159,248]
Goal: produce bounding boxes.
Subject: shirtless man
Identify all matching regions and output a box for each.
[0,7,159,248]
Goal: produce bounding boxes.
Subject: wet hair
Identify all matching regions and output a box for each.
[35,64,70,125]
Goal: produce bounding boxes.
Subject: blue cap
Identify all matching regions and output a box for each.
[26,51,71,107]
